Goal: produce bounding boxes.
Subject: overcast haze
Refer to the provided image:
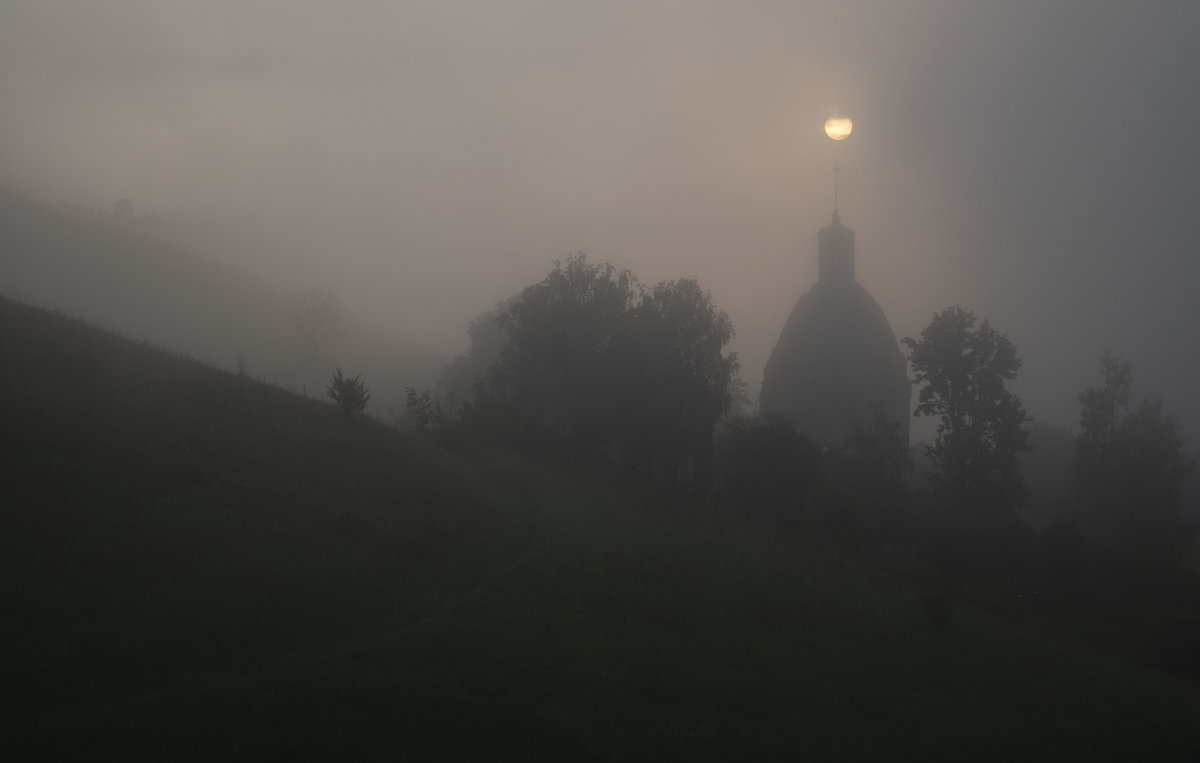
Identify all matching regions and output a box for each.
[3,1,1199,439]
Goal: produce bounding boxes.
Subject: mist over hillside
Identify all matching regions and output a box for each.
[0,188,446,414]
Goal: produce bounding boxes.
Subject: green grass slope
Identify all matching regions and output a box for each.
[2,295,1199,760]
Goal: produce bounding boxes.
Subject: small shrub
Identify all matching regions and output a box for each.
[405,386,450,434]
[327,368,370,419]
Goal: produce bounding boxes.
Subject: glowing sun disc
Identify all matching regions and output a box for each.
[824,114,853,141]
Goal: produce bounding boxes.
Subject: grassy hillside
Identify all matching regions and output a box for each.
[3,294,1199,760]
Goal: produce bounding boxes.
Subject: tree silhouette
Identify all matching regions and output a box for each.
[485,253,738,486]
[714,413,820,521]
[327,368,370,419]
[437,297,517,415]
[112,198,134,218]
[844,404,913,501]
[620,277,739,488]
[903,306,1030,513]
[490,253,638,455]
[1073,355,1194,572]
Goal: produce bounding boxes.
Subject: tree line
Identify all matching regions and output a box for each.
[391,254,1194,590]
[408,253,738,490]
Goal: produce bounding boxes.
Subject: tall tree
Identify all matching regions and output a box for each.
[903,306,1030,512]
[437,297,517,415]
[621,277,738,487]
[489,253,638,455]
[1073,355,1194,570]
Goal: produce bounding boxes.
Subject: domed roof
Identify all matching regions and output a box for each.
[760,214,909,445]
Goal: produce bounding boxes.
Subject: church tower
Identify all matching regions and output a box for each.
[760,196,910,445]
[818,211,854,283]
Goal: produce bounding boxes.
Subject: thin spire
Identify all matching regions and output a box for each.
[833,162,841,224]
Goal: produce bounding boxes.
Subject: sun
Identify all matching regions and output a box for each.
[824,114,853,141]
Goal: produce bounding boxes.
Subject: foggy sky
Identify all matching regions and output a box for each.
[4,1,1199,440]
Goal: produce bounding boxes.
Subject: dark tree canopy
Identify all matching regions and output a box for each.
[1073,355,1195,569]
[483,253,738,486]
[715,413,821,520]
[618,278,739,483]
[903,306,1030,512]
[489,254,639,454]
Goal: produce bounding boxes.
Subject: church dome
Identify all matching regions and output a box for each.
[760,214,910,445]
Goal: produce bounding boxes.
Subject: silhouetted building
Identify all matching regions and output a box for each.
[760,210,910,445]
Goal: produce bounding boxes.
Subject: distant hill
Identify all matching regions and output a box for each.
[3,293,1200,758]
[0,188,446,414]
